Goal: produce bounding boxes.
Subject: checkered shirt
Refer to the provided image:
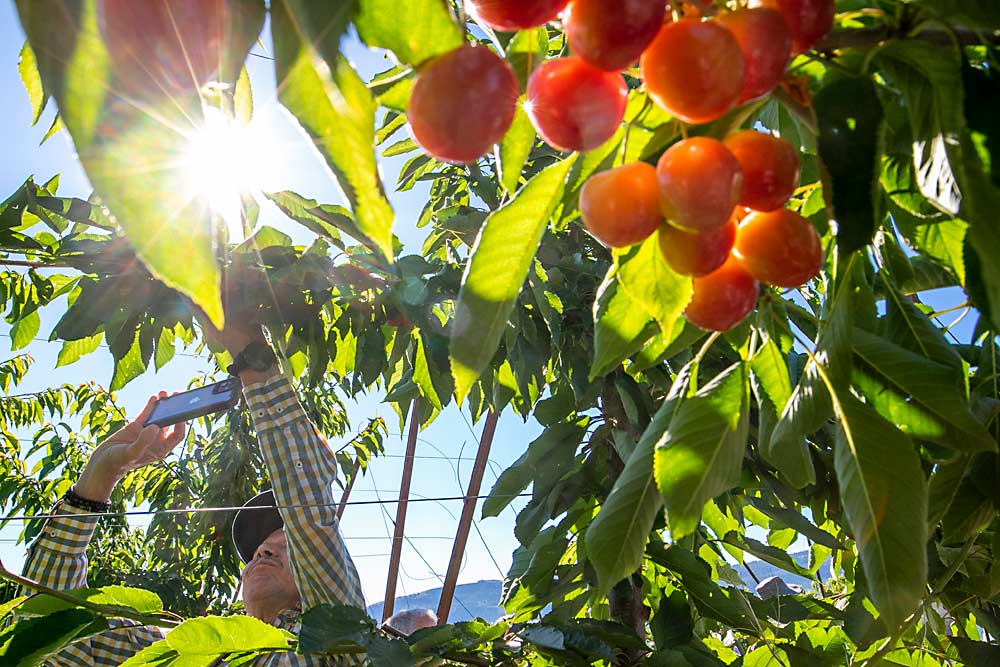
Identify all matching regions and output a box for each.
[20,375,367,666]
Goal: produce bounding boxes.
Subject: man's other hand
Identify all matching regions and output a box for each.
[74,392,187,502]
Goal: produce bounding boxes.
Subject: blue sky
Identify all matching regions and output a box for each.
[0,3,540,611]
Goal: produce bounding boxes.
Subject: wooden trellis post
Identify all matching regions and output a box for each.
[437,410,500,624]
[382,399,420,622]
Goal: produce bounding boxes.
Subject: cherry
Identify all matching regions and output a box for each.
[716,8,791,102]
[564,0,667,72]
[752,0,834,53]
[733,208,822,287]
[408,45,519,164]
[657,137,743,232]
[640,18,745,124]
[467,0,571,31]
[684,256,759,331]
[580,163,662,248]
[98,0,254,101]
[724,130,799,212]
[526,57,627,152]
[659,217,737,277]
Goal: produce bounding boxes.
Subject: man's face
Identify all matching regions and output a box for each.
[241,528,300,616]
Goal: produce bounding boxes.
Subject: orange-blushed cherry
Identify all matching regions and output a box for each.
[724,130,800,212]
[408,45,519,164]
[657,137,743,233]
[752,0,834,54]
[733,208,822,287]
[684,256,759,331]
[716,8,792,102]
[467,0,571,30]
[564,0,667,72]
[659,217,737,277]
[640,18,745,124]
[526,57,628,152]
[580,162,662,247]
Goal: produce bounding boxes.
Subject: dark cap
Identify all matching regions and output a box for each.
[232,490,285,563]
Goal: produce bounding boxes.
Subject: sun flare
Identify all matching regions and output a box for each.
[181,106,280,239]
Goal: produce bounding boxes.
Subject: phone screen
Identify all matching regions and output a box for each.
[144,378,242,427]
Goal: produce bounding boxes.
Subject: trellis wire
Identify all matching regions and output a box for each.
[0,493,532,523]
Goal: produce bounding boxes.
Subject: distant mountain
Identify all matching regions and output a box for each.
[368,580,505,623]
[368,552,829,623]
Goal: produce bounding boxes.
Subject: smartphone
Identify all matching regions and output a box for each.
[143,378,243,427]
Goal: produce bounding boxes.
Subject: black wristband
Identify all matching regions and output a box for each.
[63,487,112,513]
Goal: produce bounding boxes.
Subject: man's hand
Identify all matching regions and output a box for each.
[74,393,187,502]
[195,305,278,386]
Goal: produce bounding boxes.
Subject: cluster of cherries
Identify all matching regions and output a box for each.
[407,0,834,331]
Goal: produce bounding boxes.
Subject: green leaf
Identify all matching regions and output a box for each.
[110,327,151,391]
[768,273,855,488]
[614,233,693,340]
[834,395,927,629]
[750,336,792,412]
[10,310,39,351]
[117,641,178,667]
[450,156,576,403]
[272,1,395,261]
[876,40,965,216]
[950,637,1000,665]
[591,269,657,379]
[0,609,108,667]
[165,616,290,655]
[281,0,357,66]
[883,286,964,373]
[366,635,414,667]
[499,101,535,195]
[655,363,748,539]
[482,418,589,518]
[586,367,692,592]
[915,0,1000,29]
[234,66,254,126]
[18,42,45,126]
[814,76,884,254]
[19,586,164,617]
[354,0,462,66]
[748,497,845,550]
[412,331,442,411]
[651,545,757,631]
[852,327,994,452]
[56,333,102,367]
[298,604,375,655]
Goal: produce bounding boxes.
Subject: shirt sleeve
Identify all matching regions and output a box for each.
[244,375,367,612]
[21,500,100,592]
[19,502,165,664]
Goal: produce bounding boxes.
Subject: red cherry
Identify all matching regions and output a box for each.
[526,57,627,152]
[659,217,737,277]
[97,0,253,100]
[733,209,822,287]
[467,0,570,31]
[753,0,834,53]
[408,45,519,164]
[724,131,800,212]
[564,0,667,72]
[657,137,743,232]
[640,18,745,124]
[716,8,791,102]
[580,163,662,248]
[685,256,759,331]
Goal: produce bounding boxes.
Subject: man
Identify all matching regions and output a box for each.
[20,320,366,665]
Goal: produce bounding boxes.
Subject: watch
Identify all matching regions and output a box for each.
[227,341,277,377]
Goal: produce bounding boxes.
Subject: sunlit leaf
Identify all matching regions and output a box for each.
[272,0,395,261]
[354,0,462,66]
[655,363,748,539]
[450,156,576,403]
[834,395,927,629]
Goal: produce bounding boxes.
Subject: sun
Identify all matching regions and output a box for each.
[181,106,280,239]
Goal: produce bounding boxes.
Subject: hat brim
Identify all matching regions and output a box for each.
[232,490,284,563]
